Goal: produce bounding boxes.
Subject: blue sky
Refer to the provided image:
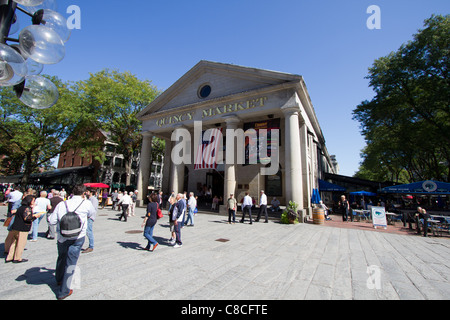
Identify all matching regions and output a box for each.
[17,0,449,176]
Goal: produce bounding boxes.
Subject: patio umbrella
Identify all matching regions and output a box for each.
[350,190,376,196]
[311,188,322,204]
[84,183,110,189]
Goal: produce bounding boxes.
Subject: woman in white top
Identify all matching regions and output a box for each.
[31,191,52,241]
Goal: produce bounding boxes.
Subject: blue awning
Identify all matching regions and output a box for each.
[381,180,450,195]
[350,190,376,196]
[319,179,346,192]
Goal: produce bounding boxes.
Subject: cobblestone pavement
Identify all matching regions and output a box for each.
[1,205,449,300]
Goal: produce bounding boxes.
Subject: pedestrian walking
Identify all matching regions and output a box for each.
[172,193,186,248]
[111,190,118,210]
[339,195,351,222]
[82,189,98,253]
[46,190,64,239]
[5,195,44,263]
[227,193,237,224]
[31,191,52,242]
[130,190,138,216]
[240,192,253,224]
[141,193,159,251]
[185,192,196,226]
[117,191,123,211]
[167,195,177,245]
[6,187,23,218]
[256,190,268,223]
[48,184,96,300]
[118,191,132,222]
[101,190,108,209]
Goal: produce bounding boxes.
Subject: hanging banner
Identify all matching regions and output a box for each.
[371,206,387,229]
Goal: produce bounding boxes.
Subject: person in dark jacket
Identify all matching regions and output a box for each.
[141,193,159,252]
[5,195,44,263]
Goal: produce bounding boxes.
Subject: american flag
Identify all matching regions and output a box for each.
[194,128,223,170]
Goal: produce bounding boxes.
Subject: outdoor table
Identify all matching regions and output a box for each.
[352,209,363,221]
[362,210,371,221]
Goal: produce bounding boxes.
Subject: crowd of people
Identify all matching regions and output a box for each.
[3,184,97,299]
[2,183,285,300]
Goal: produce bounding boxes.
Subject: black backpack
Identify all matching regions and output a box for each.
[60,200,85,238]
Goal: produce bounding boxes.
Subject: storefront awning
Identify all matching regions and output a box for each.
[319,179,346,192]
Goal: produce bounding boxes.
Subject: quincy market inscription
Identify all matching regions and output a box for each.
[156,96,268,128]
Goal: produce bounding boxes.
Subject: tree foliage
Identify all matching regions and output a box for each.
[75,69,160,185]
[353,15,450,182]
[0,76,97,185]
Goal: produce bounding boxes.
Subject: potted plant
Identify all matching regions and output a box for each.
[281,201,299,224]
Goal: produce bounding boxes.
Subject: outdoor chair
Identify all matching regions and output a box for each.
[435,222,450,236]
[390,213,403,224]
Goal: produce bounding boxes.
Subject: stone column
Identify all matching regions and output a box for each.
[169,139,185,194]
[137,131,153,206]
[224,116,240,201]
[282,105,303,211]
[300,122,311,216]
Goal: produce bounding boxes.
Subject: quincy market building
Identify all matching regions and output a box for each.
[136,61,337,217]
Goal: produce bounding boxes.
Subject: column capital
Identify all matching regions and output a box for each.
[224,115,241,127]
[281,104,301,116]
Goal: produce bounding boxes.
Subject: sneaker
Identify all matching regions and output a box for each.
[82,248,93,254]
[173,243,182,248]
[58,290,73,300]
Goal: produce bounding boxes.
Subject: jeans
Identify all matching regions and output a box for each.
[31,213,46,240]
[174,221,182,245]
[56,237,85,299]
[241,205,252,223]
[256,205,268,222]
[119,204,129,221]
[86,218,94,249]
[185,208,194,226]
[144,225,157,249]
[228,209,236,223]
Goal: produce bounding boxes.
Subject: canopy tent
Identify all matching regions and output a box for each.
[84,183,110,189]
[319,179,346,192]
[350,190,377,196]
[381,180,450,195]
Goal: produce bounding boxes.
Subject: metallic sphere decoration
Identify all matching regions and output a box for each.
[0,0,70,109]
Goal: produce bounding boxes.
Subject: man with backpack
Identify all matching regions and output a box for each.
[48,184,96,300]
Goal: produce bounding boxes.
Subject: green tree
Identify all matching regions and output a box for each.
[353,15,450,182]
[0,76,96,186]
[76,70,160,186]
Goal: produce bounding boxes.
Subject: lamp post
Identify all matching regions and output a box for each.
[0,0,70,109]
[0,0,17,44]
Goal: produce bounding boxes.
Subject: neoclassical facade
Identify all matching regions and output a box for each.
[136,61,336,216]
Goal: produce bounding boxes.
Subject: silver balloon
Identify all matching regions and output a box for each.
[0,43,27,87]
[36,9,71,42]
[14,0,45,6]
[25,0,57,13]
[18,75,59,109]
[26,59,43,75]
[19,25,65,65]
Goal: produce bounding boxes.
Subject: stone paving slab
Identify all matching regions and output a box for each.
[1,205,449,300]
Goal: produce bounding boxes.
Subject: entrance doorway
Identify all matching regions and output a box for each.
[207,171,224,202]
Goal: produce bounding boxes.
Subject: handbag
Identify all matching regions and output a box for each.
[156,203,163,220]
[3,215,13,227]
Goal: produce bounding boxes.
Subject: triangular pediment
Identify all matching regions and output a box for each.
[137,61,301,119]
